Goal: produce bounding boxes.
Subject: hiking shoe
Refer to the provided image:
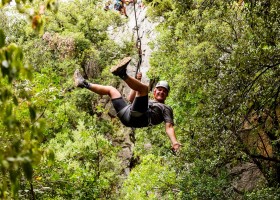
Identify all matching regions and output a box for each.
[73,69,89,88]
[110,57,131,79]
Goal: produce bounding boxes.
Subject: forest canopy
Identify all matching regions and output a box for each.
[1,0,280,199]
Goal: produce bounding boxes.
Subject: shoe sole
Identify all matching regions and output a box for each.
[73,69,85,87]
[110,57,131,74]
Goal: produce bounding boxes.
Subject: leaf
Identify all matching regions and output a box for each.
[47,149,55,165]
[5,104,12,117]
[13,95,19,106]
[22,161,33,181]
[0,29,5,48]
[9,169,19,184]
[29,105,36,122]
[2,160,9,169]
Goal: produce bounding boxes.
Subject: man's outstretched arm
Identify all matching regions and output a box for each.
[165,122,181,152]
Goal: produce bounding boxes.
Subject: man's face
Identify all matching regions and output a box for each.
[153,87,168,103]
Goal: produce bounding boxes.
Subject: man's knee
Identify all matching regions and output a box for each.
[138,84,148,96]
[136,84,149,96]
[108,86,121,98]
[143,84,149,93]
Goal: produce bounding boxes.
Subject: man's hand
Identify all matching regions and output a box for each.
[172,142,181,152]
[136,72,142,81]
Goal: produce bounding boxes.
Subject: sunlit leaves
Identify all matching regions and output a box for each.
[0,43,27,83]
[122,154,177,199]
[46,0,58,13]
[0,7,45,199]
[41,119,121,199]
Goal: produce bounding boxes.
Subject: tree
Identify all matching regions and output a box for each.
[143,0,280,196]
[0,0,129,198]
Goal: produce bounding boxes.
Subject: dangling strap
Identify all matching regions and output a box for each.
[147,101,153,126]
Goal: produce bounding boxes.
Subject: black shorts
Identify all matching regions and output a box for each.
[111,95,149,127]
[111,95,148,113]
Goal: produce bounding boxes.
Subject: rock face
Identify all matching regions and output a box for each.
[230,162,266,194]
[107,1,158,87]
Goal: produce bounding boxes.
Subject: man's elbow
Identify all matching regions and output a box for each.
[127,96,133,103]
[165,122,174,130]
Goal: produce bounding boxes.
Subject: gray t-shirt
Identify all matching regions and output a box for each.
[149,100,174,126]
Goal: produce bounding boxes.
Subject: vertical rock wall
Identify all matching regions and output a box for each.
[107,1,158,88]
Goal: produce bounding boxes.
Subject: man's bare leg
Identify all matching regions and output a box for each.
[73,70,121,99]
[128,72,142,102]
[87,84,121,99]
[110,57,148,97]
[124,76,148,97]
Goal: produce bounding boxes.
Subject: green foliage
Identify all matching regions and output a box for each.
[180,160,233,199]
[121,154,178,199]
[145,0,280,197]
[32,119,122,199]
[144,0,175,19]
[0,31,44,199]
[0,0,129,198]
[1,0,280,198]
[0,42,31,83]
[244,187,280,200]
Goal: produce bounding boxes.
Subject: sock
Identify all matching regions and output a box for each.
[83,80,90,89]
[119,73,128,80]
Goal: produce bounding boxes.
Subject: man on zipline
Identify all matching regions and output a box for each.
[73,57,181,152]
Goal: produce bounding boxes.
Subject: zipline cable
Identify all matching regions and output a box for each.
[132,0,142,77]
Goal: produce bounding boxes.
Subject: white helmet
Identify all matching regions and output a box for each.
[155,81,170,92]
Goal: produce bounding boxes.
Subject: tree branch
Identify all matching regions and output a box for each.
[257,131,270,159]
[250,154,280,163]
[242,62,280,98]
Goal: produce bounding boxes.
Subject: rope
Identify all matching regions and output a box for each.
[132,0,142,77]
